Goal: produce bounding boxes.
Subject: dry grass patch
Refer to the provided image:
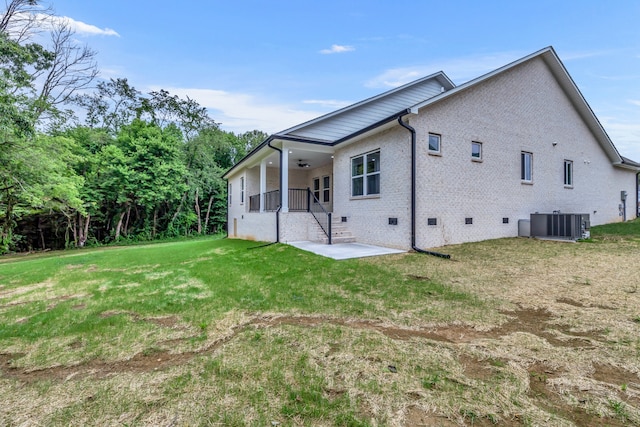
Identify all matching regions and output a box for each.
[2,233,640,425]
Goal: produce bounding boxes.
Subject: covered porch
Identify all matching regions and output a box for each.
[240,139,342,243]
[243,140,335,214]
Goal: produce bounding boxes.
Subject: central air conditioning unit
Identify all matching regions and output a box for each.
[529,213,590,240]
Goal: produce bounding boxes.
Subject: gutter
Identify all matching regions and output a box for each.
[397,116,451,259]
[267,140,283,243]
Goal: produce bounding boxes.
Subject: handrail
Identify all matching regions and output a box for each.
[307,187,332,244]
[253,189,309,212]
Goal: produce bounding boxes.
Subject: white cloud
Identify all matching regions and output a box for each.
[600,116,640,162]
[303,99,352,109]
[319,44,355,54]
[365,51,524,88]
[152,86,324,134]
[36,13,120,37]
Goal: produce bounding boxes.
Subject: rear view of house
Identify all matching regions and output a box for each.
[223,46,639,250]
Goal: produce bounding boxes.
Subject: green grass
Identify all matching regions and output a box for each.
[0,237,484,367]
[3,225,640,426]
[591,217,640,238]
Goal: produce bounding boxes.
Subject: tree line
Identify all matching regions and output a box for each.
[1,0,263,253]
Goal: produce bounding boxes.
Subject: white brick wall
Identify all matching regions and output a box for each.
[332,126,412,250]
[410,57,636,248]
[228,56,637,249]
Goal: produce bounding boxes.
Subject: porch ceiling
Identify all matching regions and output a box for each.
[251,144,334,170]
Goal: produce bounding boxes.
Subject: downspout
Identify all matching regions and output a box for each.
[637,171,639,219]
[397,115,451,259]
[267,140,282,243]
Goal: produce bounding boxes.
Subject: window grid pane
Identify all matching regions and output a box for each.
[428,133,440,152]
[352,177,363,197]
[521,152,532,181]
[367,152,380,173]
[367,174,380,195]
[352,157,364,176]
[472,142,482,159]
[564,160,573,186]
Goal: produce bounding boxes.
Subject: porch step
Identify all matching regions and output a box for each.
[312,217,356,244]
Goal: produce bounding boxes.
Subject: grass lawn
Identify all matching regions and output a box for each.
[1,221,640,426]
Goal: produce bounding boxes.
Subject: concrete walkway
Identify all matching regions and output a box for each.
[287,241,405,260]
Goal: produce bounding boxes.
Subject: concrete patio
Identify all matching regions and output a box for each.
[287,241,405,260]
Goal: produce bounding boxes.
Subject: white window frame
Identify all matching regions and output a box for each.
[228,183,232,205]
[312,177,320,202]
[521,151,533,183]
[240,176,245,204]
[322,175,330,203]
[564,160,573,187]
[471,141,482,161]
[351,150,380,198]
[428,133,441,154]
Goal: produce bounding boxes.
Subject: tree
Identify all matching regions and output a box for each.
[34,20,98,120]
[95,120,187,240]
[0,0,52,43]
[73,77,141,135]
[140,89,219,140]
[0,133,84,252]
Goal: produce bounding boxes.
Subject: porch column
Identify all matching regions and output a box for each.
[281,145,289,212]
[259,159,267,213]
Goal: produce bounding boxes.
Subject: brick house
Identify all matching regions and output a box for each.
[222,46,639,250]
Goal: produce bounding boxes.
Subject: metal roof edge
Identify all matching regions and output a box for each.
[279,71,455,137]
[615,157,640,171]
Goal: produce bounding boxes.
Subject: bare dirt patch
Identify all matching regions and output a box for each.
[0,308,609,385]
[527,362,628,427]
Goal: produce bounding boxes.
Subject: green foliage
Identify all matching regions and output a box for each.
[1,6,270,251]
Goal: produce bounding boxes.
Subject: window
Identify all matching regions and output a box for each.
[228,183,232,205]
[428,133,441,154]
[465,217,473,225]
[240,177,244,204]
[351,150,380,197]
[428,218,437,226]
[521,151,532,182]
[313,177,320,201]
[471,141,482,160]
[564,160,573,186]
[322,175,330,203]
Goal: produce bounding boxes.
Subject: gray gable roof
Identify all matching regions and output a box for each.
[224,46,638,179]
[276,72,455,143]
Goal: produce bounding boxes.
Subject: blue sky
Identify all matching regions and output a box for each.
[49,0,640,161]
